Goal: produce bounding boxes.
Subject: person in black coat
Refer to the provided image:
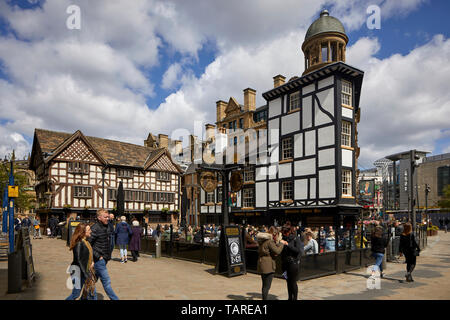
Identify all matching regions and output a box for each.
[280,222,304,300]
[88,209,119,300]
[399,222,420,282]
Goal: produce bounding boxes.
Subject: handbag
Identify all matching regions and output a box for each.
[81,268,97,299]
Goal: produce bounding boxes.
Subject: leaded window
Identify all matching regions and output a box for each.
[282,137,293,160]
[243,188,255,208]
[282,181,293,200]
[341,80,352,106]
[342,170,352,196]
[341,121,352,147]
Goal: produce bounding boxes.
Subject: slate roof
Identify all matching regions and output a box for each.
[33,128,175,169]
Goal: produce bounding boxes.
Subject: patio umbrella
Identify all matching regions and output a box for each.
[117,181,124,217]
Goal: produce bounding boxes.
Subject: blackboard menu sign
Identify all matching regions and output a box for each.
[20,228,35,286]
[215,225,246,277]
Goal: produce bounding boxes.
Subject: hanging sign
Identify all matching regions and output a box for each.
[230,171,243,192]
[200,171,217,193]
[8,186,19,198]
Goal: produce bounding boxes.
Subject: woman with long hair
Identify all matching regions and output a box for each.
[399,223,420,282]
[370,226,388,277]
[256,226,284,300]
[280,221,304,300]
[66,223,97,300]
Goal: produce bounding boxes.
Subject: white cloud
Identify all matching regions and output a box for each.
[161,63,182,89]
[353,35,450,166]
[0,0,442,166]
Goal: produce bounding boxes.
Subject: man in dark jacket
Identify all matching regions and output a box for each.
[280,223,304,300]
[89,209,119,300]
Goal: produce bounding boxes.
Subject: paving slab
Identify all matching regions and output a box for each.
[0,231,449,300]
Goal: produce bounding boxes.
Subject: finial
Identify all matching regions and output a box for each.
[320,9,329,17]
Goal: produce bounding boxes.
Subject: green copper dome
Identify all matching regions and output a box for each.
[305,10,347,41]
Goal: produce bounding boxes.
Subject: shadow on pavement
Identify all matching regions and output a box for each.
[227,292,278,300]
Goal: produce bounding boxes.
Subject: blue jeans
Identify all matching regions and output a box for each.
[372,252,384,273]
[94,259,119,300]
[119,244,127,259]
[65,273,96,300]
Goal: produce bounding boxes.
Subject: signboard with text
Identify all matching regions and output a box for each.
[215,225,246,277]
[8,186,19,198]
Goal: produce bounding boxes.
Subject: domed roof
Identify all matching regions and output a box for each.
[305,10,347,41]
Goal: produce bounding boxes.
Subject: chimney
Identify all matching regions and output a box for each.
[273,74,286,88]
[175,140,182,155]
[216,100,227,123]
[189,135,197,162]
[205,124,215,141]
[243,88,256,112]
[158,134,169,149]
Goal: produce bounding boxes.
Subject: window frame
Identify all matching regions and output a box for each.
[341,121,352,147]
[281,181,293,201]
[341,80,352,107]
[342,170,352,196]
[243,187,255,208]
[74,186,92,198]
[288,91,301,112]
[281,137,293,160]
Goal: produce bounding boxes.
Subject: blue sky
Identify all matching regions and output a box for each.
[0,0,449,167]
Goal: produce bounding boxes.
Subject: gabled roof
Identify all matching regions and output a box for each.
[31,129,182,172]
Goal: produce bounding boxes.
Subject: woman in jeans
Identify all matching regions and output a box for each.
[66,223,96,300]
[399,222,420,282]
[256,226,284,300]
[370,226,388,277]
[115,216,132,263]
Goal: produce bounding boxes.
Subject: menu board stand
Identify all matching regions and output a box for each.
[215,225,246,277]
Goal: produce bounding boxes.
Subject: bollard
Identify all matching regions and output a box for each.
[8,250,23,293]
[155,237,161,258]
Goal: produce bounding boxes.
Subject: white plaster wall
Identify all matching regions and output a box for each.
[310,177,316,199]
[268,97,282,118]
[294,179,308,200]
[305,130,316,156]
[342,107,353,119]
[256,182,267,207]
[302,96,312,129]
[294,158,315,176]
[294,133,303,158]
[268,119,279,146]
[278,163,291,179]
[318,76,334,89]
[281,112,300,135]
[318,125,335,148]
[342,149,353,167]
[269,182,279,201]
[316,87,334,116]
[318,148,335,167]
[318,169,336,198]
